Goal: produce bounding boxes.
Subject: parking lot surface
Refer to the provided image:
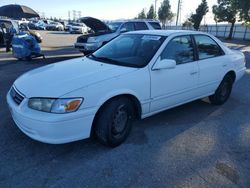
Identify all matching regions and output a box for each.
[0,31,250,187]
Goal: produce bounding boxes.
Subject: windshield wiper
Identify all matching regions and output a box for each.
[88,54,120,64]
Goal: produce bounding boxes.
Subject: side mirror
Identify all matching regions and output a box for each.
[120,28,127,33]
[153,58,176,70]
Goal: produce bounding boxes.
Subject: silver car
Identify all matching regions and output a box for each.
[74,17,161,54]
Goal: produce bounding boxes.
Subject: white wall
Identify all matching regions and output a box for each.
[165,24,250,40]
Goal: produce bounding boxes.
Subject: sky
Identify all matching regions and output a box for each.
[0,0,218,24]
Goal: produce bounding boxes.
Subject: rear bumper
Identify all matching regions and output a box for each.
[236,67,246,82]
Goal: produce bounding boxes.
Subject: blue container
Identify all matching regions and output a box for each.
[12,33,43,60]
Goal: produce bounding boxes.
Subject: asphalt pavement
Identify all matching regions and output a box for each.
[0,31,250,188]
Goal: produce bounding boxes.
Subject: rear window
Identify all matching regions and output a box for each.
[134,22,148,30]
[148,22,161,30]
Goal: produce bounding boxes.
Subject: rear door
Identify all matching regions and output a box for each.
[193,34,227,95]
[120,22,135,32]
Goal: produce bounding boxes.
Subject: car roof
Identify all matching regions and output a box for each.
[126,30,206,36]
[110,19,160,23]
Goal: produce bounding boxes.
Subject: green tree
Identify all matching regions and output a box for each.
[212,0,239,39]
[182,20,193,27]
[189,0,209,30]
[238,0,250,26]
[158,0,174,27]
[147,5,156,19]
[137,9,147,19]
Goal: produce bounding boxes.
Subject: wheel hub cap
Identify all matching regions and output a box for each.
[112,105,128,134]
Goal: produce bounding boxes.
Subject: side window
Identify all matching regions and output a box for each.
[194,35,223,60]
[148,22,162,30]
[134,22,148,30]
[161,35,195,65]
[121,22,135,32]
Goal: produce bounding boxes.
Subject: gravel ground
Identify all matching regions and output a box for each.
[0,31,250,188]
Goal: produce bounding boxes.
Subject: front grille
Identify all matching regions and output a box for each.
[10,87,24,105]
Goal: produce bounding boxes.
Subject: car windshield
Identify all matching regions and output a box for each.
[89,34,166,68]
[107,22,123,32]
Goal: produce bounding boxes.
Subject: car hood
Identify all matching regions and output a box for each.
[78,17,111,33]
[14,57,137,98]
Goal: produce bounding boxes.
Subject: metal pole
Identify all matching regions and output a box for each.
[243,25,247,40]
[176,0,181,26]
[155,0,158,19]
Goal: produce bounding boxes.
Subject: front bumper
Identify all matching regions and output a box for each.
[6,90,96,144]
[70,29,83,34]
[74,42,102,53]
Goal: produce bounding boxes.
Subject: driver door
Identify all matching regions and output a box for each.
[150,35,199,112]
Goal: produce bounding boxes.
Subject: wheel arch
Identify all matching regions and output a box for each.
[225,70,236,83]
[91,93,142,136]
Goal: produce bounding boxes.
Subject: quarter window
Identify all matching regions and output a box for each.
[148,22,162,30]
[194,35,223,60]
[161,36,195,65]
[134,22,148,30]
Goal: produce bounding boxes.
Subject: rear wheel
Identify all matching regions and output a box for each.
[209,75,233,105]
[95,97,134,147]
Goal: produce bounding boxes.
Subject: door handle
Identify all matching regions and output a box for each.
[190,71,198,75]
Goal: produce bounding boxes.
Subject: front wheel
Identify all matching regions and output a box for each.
[95,97,134,147]
[209,75,233,105]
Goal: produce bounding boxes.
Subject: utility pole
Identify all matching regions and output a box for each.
[73,10,76,21]
[176,0,181,26]
[154,0,158,18]
[68,11,71,21]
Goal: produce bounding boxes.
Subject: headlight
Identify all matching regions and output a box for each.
[28,98,83,113]
[88,37,97,43]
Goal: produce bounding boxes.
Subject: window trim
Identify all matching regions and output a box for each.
[160,34,196,65]
[192,34,225,61]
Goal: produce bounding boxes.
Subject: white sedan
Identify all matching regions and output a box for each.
[7,30,246,147]
[69,23,88,34]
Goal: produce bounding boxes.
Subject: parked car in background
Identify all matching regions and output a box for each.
[75,17,162,54]
[65,22,73,31]
[7,30,246,147]
[19,23,42,43]
[69,23,88,34]
[46,21,64,31]
[27,20,46,30]
[59,21,67,29]
[0,19,19,46]
[35,20,47,30]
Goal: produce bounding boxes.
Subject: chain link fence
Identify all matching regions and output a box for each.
[165,24,250,41]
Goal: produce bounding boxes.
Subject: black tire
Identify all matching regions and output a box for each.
[95,97,135,147]
[25,56,32,61]
[209,75,233,105]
